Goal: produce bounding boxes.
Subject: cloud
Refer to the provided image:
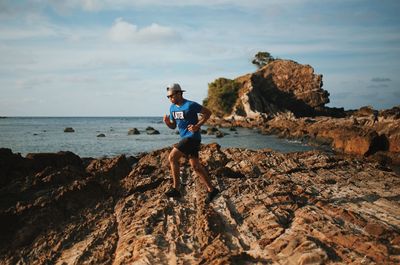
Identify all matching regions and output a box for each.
[15,76,54,90]
[371,77,392,82]
[108,18,180,43]
[34,0,308,12]
[367,84,389,89]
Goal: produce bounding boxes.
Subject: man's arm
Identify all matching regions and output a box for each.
[163,114,176,129]
[188,106,211,132]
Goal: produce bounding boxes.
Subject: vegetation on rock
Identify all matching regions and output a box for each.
[203,78,240,117]
[252,51,275,68]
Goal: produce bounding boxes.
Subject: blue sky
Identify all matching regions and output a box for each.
[0,0,399,116]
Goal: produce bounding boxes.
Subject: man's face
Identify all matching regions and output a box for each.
[167,91,182,103]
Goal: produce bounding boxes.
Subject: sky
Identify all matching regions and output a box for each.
[0,0,399,116]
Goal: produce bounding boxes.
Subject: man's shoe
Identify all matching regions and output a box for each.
[165,187,181,198]
[205,188,220,204]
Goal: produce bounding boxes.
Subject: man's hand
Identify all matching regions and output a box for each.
[187,124,199,132]
[164,114,176,129]
[163,114,170,125]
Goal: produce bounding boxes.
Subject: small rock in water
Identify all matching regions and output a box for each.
[128,128,140,135]
[64,127,75,133]
[147,129,160,135]
[97,133,106,137]
[215,131,224,138]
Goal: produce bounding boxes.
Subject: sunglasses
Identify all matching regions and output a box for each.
[167,92,180,99]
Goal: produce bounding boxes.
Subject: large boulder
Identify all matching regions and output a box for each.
[25,151,83,171]
[232,59,330,118]
[0,148,31,187]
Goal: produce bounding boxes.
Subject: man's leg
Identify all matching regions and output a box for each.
[168,147,184,189]
[189,157,214,192]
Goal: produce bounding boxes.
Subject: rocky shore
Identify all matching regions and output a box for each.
[1,144,399,264]
[208,105,400,168]
[204,59,400,168]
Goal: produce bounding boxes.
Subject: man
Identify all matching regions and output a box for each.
[163,83,219,204]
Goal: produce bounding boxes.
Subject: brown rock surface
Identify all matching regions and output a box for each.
[1,145,399,264]
[258,108,400,164]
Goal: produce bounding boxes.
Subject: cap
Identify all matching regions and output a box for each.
[166,83,185,93]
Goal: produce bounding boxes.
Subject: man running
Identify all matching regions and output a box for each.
[163,83,219,204]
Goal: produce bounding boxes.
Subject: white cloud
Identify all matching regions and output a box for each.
[108,18,179,43]
[38,0,311,11]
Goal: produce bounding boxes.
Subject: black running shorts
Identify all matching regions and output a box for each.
[175,137,201,158]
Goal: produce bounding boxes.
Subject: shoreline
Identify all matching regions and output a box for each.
[206,110,400,168]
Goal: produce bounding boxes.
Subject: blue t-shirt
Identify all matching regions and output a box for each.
[170,99,203,140]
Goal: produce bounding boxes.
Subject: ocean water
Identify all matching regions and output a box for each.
[0,117,326,158]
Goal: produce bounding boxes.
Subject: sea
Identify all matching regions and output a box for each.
[0,117,328,158]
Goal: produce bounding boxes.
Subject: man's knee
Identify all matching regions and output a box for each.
[169,149,181,163]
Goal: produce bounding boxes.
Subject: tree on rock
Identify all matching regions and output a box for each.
[252,51,274,68]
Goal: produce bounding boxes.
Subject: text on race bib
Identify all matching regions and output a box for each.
[173,111,185,120]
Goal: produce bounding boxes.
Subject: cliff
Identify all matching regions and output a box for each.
[1,146,399,264]
[231,59,338,119]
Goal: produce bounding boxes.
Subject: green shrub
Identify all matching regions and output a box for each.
[203,78,240,117]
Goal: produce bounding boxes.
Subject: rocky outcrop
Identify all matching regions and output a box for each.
[208,103,400,165]
[231,60,335,119]
[1,145,399,264]
[254,106,400,165]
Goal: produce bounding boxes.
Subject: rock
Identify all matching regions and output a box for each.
[231,59,331,118]
[380,105,400,119]
[97,133,106,137]
[0,148,31,187]
[64,127,75,133]
[215,131,224,138]
[146,129,160,135]
[25,151,83,172]
[143,126,160,135]
[128,128,140,135]
[206,127,219,135]
[1,146,399,264]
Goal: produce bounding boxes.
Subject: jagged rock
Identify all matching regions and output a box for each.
[25,151,83,172]
[232,59,331,118]
[0,145,399,264]
[381,105,400,119]
[64,127,75,133]
[0,148,31,187]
